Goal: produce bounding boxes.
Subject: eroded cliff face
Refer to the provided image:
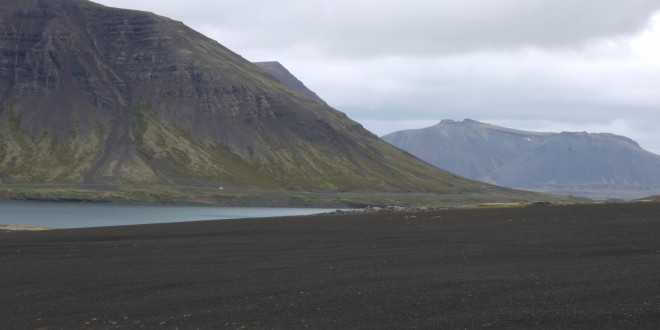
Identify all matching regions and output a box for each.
[0,0,494,193]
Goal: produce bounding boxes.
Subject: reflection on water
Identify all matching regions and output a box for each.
[0,201,338,229]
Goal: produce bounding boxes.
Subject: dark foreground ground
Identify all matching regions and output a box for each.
[1,203,659,329]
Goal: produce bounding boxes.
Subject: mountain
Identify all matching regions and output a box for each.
[382,119,660,199]
[382,119,551,179]
[0,0,517,198]
[254,61,327,105]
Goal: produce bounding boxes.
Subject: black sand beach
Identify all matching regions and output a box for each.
[2,203,659,329]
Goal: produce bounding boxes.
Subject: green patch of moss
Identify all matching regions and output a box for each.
[0,105,110,183]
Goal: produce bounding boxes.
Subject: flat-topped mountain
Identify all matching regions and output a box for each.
[383,119,660,199]
[0,0,517,197]
[383,119,551,179]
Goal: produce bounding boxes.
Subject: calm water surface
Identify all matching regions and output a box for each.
[0,201,338,229]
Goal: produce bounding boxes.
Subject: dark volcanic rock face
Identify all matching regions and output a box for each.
[0,0,500,194]
[383,120,660,199]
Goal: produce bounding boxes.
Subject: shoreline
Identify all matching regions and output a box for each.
[2,199,653,231]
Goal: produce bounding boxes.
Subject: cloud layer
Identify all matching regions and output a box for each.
[101,0,659,54]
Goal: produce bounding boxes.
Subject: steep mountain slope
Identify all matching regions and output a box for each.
[254,61,326,105]
[383,120,660,198]
[0,0,511,196]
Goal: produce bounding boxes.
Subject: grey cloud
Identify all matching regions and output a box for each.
[295,47,660,153]
[98,0,660,57]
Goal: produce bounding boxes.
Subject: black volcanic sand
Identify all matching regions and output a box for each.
[2,203,660,329]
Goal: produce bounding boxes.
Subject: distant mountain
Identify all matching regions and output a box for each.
[254,61,327,105]
[382,119,660,199]
[382,119,551,179]
[0,0,515,197]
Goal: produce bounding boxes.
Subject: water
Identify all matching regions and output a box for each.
[0,201,339,229]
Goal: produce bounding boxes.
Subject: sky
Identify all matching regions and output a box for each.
[95,0,660,154]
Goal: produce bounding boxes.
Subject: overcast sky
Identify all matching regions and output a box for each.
[95,0,660,153]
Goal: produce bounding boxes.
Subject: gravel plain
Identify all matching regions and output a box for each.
[1,202,659,329]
